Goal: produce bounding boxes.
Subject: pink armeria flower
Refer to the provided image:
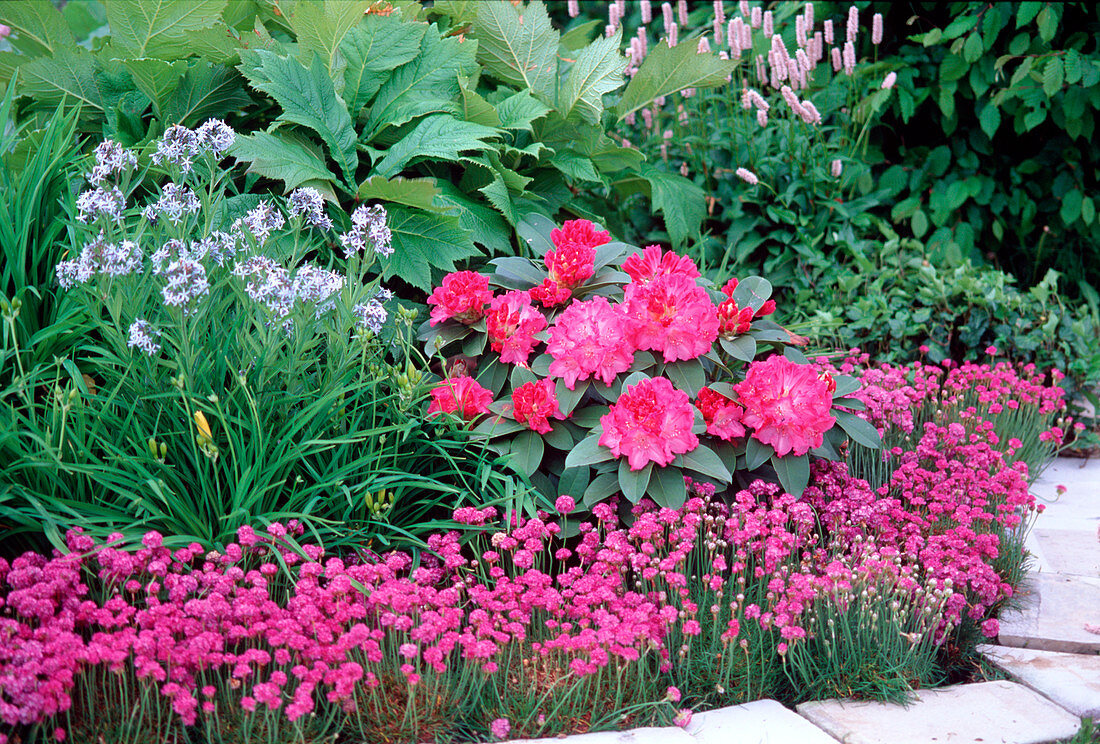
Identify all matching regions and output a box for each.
[512,379,563,434]
[490,718,511,739]
[735,355,835,457]
[547,296,635,389]
[600,377,699,470]
[981,618,999,638]
[673,709,693,728]
[427,271,494,326]
[623,273,718,363]
[696,388,746,440]
[426,377,493,421]
[486,290,547,366]
[622,245,700,284]
[554,495,576,514]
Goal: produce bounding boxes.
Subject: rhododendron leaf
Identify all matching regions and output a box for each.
[834,396,866,411]
[649,465,687,509]
[749,327,791,344]
[745,437,773,470]
[509,430,545,476]
[472,416,526,438]
[478,359,510,396]
[834,409,882,449]
[570,404,609,428]
[583,471,619,506]
[783,347,809,365]
[529,353,553,377]
[542,423,575,451]
[772,453,810,497]
[565,433,614,468]
[559,465,590,498]
[462,332,487,356]
[555,379,588,415]
[417,318,471,351]
[594,241,631,271]
[489,256,545,288]
[663,360,706,397]
[516,212,559,258]
[831,375,861,398]
[678,445,731,482]
[811,436,842,461]
[618,459,652,501]
[730,276,772,313]
[707,382,736,398]
[720,335,756,363]
[509,365,538,389]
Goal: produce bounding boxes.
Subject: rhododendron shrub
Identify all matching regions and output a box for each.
[419,216,874,507]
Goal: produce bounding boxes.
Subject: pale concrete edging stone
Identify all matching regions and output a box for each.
[980,643,1100,721]
[795,680,1081,744]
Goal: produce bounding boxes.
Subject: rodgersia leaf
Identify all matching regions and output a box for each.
[372,114,502,179]
[339,13,426,118]
[383,206,481,292]
[559,28,626,124]
[615,39,736,120]
[229,131,336,194]
[472,0,557,100]
[238,50,358,186]
[106,0,226,59]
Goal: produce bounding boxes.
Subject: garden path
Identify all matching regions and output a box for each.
[490,457,1100,744]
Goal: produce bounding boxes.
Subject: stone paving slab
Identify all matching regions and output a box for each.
[1029,458,1100,533]
[685,699,837,743]
[979,643,1100,720]
[499,726,695,744]
[998,573,1100,654]
[795,680,1080,744]
[1028,528,1100,577]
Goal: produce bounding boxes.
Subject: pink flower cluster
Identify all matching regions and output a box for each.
[600,377,699,469]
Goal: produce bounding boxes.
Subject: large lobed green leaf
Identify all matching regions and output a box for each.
[383,206,481,291]
[0,0,75,56]
[362,23,478,139]
[18,46,103,112]
[288,0,373,75]
[230,131,335,193]
[239,49,358,186]
[472,0,557,100]
[162,61,252,128]
[558,28,626,124]
[339,14,426,119]
[372,114,502,179]
[106,0,227,59]
[615,38,736,120]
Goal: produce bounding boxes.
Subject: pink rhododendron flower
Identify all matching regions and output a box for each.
[426,271,493,326]
[623,273,718,362]
[717,298,754,338]
[530,220,607,307]
[512,378,563,434]
[622,244,700,284]
[696,387,746,440]
[486,290,547,366]
[735,355,835,456]
[600,377,699,470]
[547,296,635,389]
[426,376,493,421]
[530,278,573,307]
[550,218,610,253]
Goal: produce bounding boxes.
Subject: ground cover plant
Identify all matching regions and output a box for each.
[0,352,1071,743]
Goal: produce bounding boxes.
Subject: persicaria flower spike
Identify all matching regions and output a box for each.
[599,376,699,470]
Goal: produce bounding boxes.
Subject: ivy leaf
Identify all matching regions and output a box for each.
[1,0,75,56]
[238,50,358,185]
[288,0,372,74]
[362,24,479,138]
[373,114,501,179]
[616,38,736,119]
[229,131,335,193]
[979,103,1001,138]
[340,15,426,118]
[472,0,557,99]
[106,0,226,59]
[383,206,480,291]
[161,62,251,128]
[559,28,626,124]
